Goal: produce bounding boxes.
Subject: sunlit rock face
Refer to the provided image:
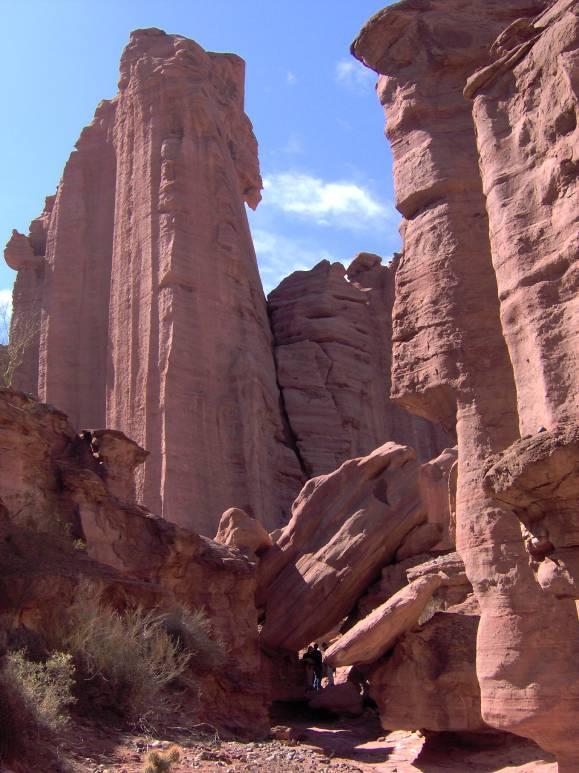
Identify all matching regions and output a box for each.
[268,254,448,477]
[4,29,303,536]
[353,0,579,767]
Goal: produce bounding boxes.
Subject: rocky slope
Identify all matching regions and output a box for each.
[0,387,268,739]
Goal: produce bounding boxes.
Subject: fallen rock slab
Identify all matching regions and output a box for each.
[258,442,426,651]
[325,574,442,668]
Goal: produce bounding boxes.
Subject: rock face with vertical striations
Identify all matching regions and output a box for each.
[353,1,579,768]
[4,29,303,536]
[466,0,578,438]
[268,254,448,478]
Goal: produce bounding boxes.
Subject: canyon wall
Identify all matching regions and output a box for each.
[353,0,578,768]
[5,29,303,535]
[269,254,448,477]
[4,28,447,536]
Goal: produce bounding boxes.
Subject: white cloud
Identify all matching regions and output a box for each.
[287,71,297,86]
[262,172,392,229]
[251,227,329,294]
[335,59,376,92]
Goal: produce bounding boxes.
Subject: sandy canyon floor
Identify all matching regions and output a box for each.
[17,708,557,773]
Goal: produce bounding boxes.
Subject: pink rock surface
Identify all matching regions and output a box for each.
[5,29,303,536]
[0,387,268,737]
[214,506,272,557]
[466,0,579,438]
[353,0,579,766]
[485,425,579,597]
[368,604,486,733]
[324,574,443,668]
[417,446,458,552]
[269,256,448,477]
[258,442,426,651]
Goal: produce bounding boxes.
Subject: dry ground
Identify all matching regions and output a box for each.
[1,704,558,773]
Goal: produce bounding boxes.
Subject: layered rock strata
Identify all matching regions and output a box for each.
[353,0,579,767]
[269,254,448,477]
[0,388,268,736]
[5,29,303,535]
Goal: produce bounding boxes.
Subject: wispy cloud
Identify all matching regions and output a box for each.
[251,227,329,294]
[282,134,303,155]
[262,172,392,229]
[335,59,376,93]
[286,71,297,86]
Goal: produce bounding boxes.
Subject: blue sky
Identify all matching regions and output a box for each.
[0,0,399,305]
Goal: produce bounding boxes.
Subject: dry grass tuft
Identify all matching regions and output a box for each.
[0,649,75,763]
[143,745,180,772]
[54,590,191,727]
[161,606,227,674]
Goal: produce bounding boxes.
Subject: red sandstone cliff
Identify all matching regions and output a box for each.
[0,387,268,737]
[268,254,448,477]
[5,29,303,536]
[5,28,450,538]
[353,0,579,768]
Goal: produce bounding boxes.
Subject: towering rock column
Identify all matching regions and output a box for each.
[353,1,579,767]
[107,30,303,533]
[4,29,303,535]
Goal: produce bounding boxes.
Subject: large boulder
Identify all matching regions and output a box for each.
[325,574,443,668]
[258,442,426,651]
[214,507,273,558]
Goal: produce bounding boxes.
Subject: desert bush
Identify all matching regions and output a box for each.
[143,745,180,772]
[0,650,75,734]
[161,606,227,673]
[56,592,191,726]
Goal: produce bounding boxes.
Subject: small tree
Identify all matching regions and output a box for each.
[0,300,38,388]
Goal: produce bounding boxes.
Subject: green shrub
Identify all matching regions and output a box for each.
[161,606,227,673]
[143,745,180,772]
[57,592,191,726]
[1,650,75,732]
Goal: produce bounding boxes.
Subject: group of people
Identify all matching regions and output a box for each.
[301,642,334,690]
